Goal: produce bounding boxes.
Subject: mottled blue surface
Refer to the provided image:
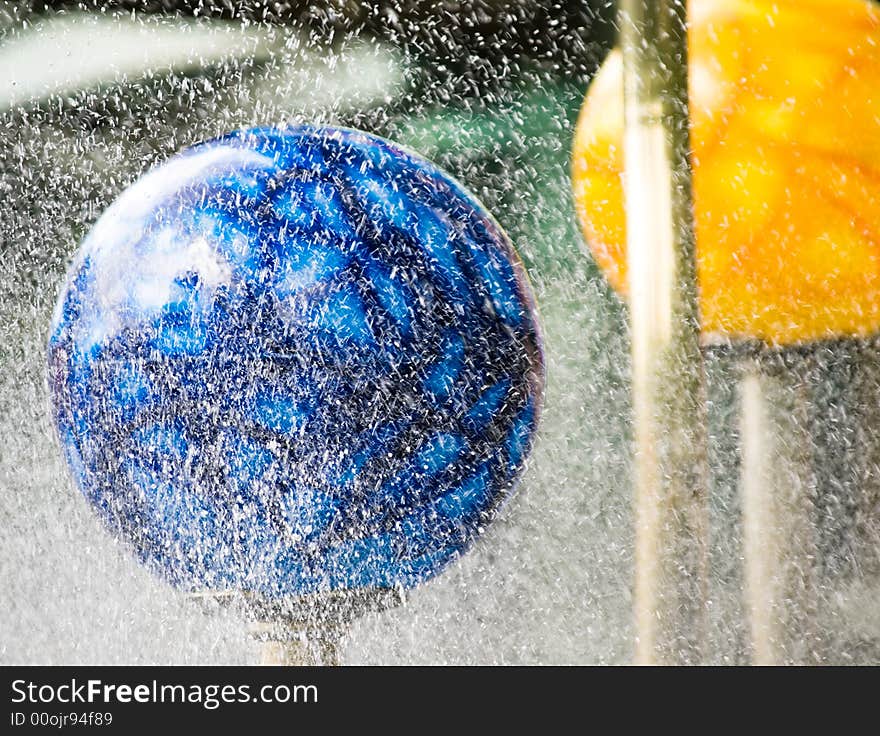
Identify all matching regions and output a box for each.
[48,125,544,598]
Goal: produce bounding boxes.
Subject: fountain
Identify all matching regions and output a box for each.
[3,0,880,666]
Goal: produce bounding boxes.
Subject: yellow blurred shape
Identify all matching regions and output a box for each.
[572,0,880,345]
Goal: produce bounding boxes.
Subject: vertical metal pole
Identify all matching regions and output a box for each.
[242,589,401,666]
[620,0,708,664]
[739,354,819,664]
[254,622,344,666]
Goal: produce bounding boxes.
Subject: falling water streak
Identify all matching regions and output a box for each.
[620,0,709,664]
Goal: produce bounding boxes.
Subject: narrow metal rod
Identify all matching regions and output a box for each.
[739,357,819,665]
[619,0,709,664]
[252,621,346,666]
[259,636,342,666]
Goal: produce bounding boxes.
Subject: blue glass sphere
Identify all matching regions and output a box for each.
[48,125,543,598]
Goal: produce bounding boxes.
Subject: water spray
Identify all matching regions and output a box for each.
[573,0,880,664]
[47,125,544,666]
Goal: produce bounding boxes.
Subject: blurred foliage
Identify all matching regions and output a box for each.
[391,80,603,280]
